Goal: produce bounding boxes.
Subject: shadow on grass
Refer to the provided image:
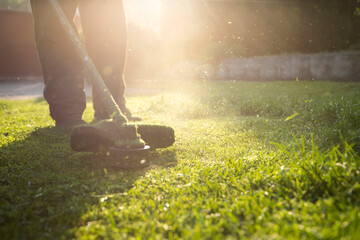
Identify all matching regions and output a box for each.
[0,126,177,239]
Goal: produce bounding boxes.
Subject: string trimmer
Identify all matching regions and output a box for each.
[49,0,175,168]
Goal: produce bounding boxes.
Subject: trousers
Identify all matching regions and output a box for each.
[30,0,127,124]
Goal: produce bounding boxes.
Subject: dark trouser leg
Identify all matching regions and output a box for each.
[78,0,128,119]
[31,0,86,125]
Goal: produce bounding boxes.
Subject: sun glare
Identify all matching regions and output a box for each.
[124,0,162,32]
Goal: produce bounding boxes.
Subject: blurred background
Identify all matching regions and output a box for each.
[1,0,360,82]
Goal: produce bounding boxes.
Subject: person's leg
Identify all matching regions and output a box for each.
[78,0,135,120]
[31,0,86,126]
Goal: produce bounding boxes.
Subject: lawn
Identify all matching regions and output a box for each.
[0,81,359,239]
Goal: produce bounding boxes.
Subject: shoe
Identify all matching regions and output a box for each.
[93,109,142,123]
[126,114,142,122]
[119,105,142,122]
[56,118,87,132]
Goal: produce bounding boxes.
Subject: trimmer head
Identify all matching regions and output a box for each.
[107,145,151,169]
[70,121,175,169]
[70,121,175,152]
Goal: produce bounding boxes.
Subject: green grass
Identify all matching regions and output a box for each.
[0,81,359,239]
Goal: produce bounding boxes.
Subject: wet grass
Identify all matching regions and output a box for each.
[0,81,359,239]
